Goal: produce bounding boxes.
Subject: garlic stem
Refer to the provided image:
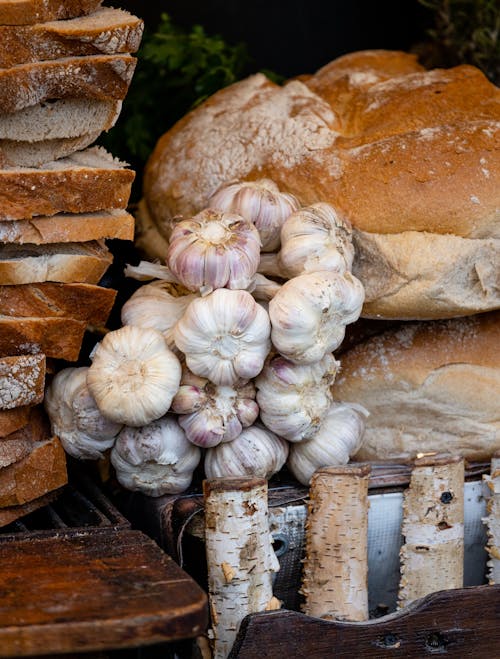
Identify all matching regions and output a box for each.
[258,253,283,278]
[249,273,282,302]
[124,260,179,283]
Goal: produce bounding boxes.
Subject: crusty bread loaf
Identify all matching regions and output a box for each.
[0,241,113,285]
[0,489,59,528]
[0,282,116,324]
[0,54,136,114]
[0,405,50,469]
[0,146,135,220]
[331,311,500,462]
[0,437,33,468]
[0,0,102,25]
[0,317,86,361]
[0,436,67,508]
[0,210,134,244]
[0,354,45,410]
[142,52,500,319]
[0,7,143,67]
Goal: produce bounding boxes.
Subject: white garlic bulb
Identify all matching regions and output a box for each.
[167,208,261,295]
[173,288,271,386]
[287,401,369,485]
[171,368,259,447]
[204,424,289,480]
[255,354,339,442]
[45,367,122,460]
[278,202,354,277]
[269,270,365,363]
[121,280,196,351]
[87,325,182,427]
[111,414,201,496]
[208,178,300,252]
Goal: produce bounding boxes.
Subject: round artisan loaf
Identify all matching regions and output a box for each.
[142,49,500,320]
[331,311,500,462]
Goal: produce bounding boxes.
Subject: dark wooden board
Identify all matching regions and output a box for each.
[229,584,500,658]
[0,527,208,657]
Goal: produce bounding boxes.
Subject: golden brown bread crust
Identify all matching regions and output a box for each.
[0,8,143,67]
[331,311,500,461]
[0,436,67,508]
[142,51,499,319]
[0,0,102,26]
[0,317,86,361]
[0,282,116,325]
[0,354,45,410]
[0,406,31,438]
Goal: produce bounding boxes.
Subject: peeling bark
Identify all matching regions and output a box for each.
[301,464,371,621]
[482,451,500,584]
[203,476,280,659]
[398,454,464,608]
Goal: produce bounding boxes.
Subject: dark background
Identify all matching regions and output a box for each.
[115,0,430,77]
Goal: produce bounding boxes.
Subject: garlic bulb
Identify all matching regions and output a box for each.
[173,288,271,386]
[255,354,339,442]
[204,424,289,480]
[167,208,261,295]
[44,367,122,460]
[171,368,259,447]
[87,325,182,427]
[269,271,365,363]
[121,280,196,351]
[278,202,354,277]
[208,179,300,252]
[287,401,369,485]
[111,414,201,496]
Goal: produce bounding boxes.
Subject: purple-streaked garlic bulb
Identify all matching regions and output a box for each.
[173,288,271,386]
[171,368,259,447]
[208,178,300,252]
[45,366,122,460]
[204,424,289,480]
[255,353,340,442]
[287,401,369,485]
[167,208,261,295]
[269,270,365,364]
[110,414,201,496]
[121,280,196,352]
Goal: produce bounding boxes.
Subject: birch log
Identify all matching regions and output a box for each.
[482,451,500,584]
[398,454,464,609]
[301,464,371,621]
[203,476,280,659]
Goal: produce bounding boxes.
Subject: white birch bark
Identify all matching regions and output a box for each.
[398,454,464,608]
[482,451,500,584]
[301,464,371,621]
[203,476,280,659]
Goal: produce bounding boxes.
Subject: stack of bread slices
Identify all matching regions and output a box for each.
[0,0,143,525]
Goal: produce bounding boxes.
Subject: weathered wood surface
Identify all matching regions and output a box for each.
[0,527,208,657]
[228,584,500,658]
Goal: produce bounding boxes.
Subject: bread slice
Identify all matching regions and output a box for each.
[0,0,102,26]
[0,436,67,509]
[0,146,135,220]
[0,54,136,114]
[0,7,143,67]
[0,406,32,437]
[0,98,122,167]
[0,282,116,325]
[0,354,45,410]
[0,317,86,361]
[0,209,135,244]
[0,405,50,468]
[0,489,59,528]
[0,241,113,285]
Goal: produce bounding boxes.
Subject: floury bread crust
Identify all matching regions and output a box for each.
[331,312,500,462]
[0,0,102,26]
[142,51,500,319]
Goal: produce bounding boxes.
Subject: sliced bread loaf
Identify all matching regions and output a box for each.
[0,241,113,285]
[0,354,46,410]
[0,282,116,325]
[0,406,32,437]
[0,209,134,244]
[0,316,86,361]
[0,146,135,220]
[0,7,143,67]
[0,54,137,114]
[0,0,102,26]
